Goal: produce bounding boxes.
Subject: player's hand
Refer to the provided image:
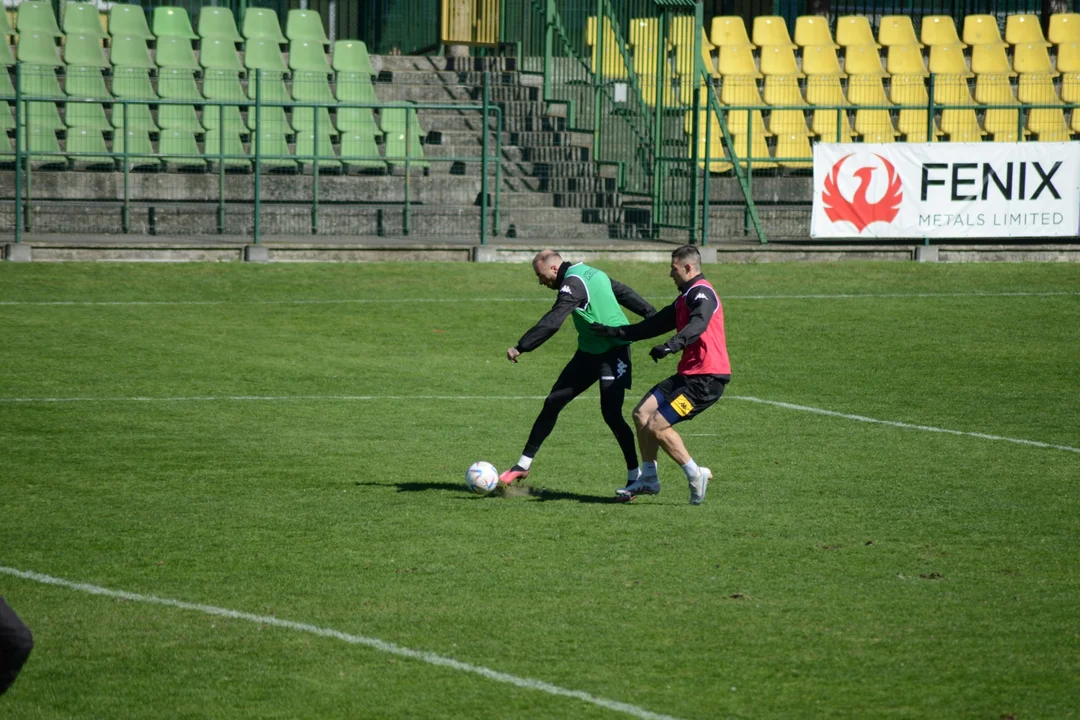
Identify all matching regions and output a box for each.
[507,347,521,363]
[590,323,625,339]
[649,344,672,362]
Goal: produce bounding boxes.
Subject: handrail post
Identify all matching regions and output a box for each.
[122,100,130,233]
[404,106,411,236]
[14,62,22,244]
[701,91,710,247]
[927,73,935,141]
[651,10,667,232]
[480,72,489,244]
[543,0,553,101]
[687,6,703,245]
[494,106,501,237]
[312,100,320,235]
[218,103,225,234]
[253,69,262,244]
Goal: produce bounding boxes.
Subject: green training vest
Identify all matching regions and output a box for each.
[564,263,630,354]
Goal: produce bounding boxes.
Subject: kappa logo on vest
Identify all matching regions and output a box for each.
[559,285,572,294]
[694,292,707,301]
[616,359,627,378]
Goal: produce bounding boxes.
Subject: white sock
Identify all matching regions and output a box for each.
[641,461,658,478]
[517,455,533,471]
[681,459,700,480]
[627,467,640,484]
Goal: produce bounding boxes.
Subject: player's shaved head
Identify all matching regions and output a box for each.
[533,249,562,268]
[671,245,701,268]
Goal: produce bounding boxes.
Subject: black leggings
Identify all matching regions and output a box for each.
[523,351,638,470]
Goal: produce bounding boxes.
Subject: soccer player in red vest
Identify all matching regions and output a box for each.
[591,245,730,504]
[0,596,33,697]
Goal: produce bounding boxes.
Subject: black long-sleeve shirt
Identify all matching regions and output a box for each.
[618,274,719,353]
[515,262,657,353]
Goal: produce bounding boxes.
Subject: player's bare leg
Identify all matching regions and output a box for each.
[645,412,711,505]
[616,394,663,499]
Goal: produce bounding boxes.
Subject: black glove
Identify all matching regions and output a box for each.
[590,323,625,339]
[649,344,672,362]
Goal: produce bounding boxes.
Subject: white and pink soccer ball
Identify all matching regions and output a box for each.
[465,461,499,495]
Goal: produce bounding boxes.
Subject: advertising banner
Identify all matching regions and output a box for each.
[811,143,1080,239]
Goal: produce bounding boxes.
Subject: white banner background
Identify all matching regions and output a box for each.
[811,143,1080,239]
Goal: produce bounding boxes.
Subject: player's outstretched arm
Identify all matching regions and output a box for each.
[590,303,676,342]
[609,278,657,318]
[510,280,583,359]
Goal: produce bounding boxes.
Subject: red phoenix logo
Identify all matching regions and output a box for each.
[822,154,903,233]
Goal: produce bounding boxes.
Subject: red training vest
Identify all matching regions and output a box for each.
[675,279,731,376]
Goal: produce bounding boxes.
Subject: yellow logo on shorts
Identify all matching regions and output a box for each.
[670,394,694,417]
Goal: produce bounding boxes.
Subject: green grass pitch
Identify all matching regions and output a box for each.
[0,260,1078,719]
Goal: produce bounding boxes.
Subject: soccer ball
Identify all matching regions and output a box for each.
[465,461,500,495]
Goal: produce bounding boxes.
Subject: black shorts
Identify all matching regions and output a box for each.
[551,346,632,396]
[649,373,729,425]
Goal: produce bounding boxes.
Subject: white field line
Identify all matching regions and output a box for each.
[0,291,1077,307]
[0,567,683,720]
[0,393,1076,455]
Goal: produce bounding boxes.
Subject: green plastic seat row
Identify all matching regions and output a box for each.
[17,1,62,38]
[332,40,373,75]
[199,7,242,43]
[286,10,329,44]
[109,4,154,40]
[153,6,197,40]
[288,41,332,72]
[63,2,107,38]
[243,8,286,44]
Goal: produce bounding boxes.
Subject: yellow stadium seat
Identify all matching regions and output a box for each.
[844,45,887,75]
[586,16,629,79]
[940,109,986,140]
[928,44,973,76]
[1049,13,1080,44]
[854,109,898,138]
[921,16,963,47]
[970,43,1014,75]
[709,16,753,48]
[1013,44,1057,75]
[887,45,928,76]
[759,46,803,77]
[1057,42,1080,72]
[934,75,975,105]
[775,132,814,167]
[890,74,929,105]
[836,16,880,48]
[769,108,811,135]
[638,74,679,107]
[1018,74,1062,104]
[753,16,795,48]
[687,111,734,173]
[963,15,1006,47]
[725,108,770,137]
[1061,73,1080,103]
[974,74,1018,105]
[730,133,776,169]
[763,75,807,105]
[629,18,663,49]
[802,45,846,76]
[983,108,1028,139]
[848,76,891,105]
[989,129,1025,142]
[794,16,838,48]
[667,15,696,46]
[675,29,719,78]
[1035,128,1073,141]
[717,45,761,76]
[1071,110,1080,134]
[812,110,855,141]
[721,75,764,105]
[878,16,922,47]
[806,75,847,105]
[897,109,942,141]
[1005,15,1050,47]
[1027,108,1069,137]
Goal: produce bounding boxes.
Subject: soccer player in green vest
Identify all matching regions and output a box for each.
[501,250,656,487]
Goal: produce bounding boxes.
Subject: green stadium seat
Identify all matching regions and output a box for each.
[332,40,373,76]
[17,32,62,66]
[379,106,423,137]
[337,106,381,138]
[288,40,331,72]
[242,8,286,43]
[115,127,160,169]
[291,69,335,132]
[157,67,202,100]
[156,37,199,70]
[159,128,207,169]
[64,68,111,128]
[64,34,109,67]
[286,9,329,44]
[110,98,159,133]
[110,35,155,69]
[384,133,429,169]
[0,38,15,67]
[158,104,203,132]
[0,7,14,40]
[199,38,242,70]
[17,1,62,37]
[205,128,250,168]
[243,39,289,72]
[111,65,155,98]
[202,70,247,134]
[247,105,292,133]
[153,6,198,40]
[292,106,335,134]
[19,125,67,165]
[66,126,116,167]
[246,71,292,132]
[295,127,341,171]
[198,7,243,43]
[63,2,106,38]
[335,72,378,103]
[0,103,14,130]
[19,65,65,131]
[252,128,297,169]
[108,4,153,41]
[339,129,384,172]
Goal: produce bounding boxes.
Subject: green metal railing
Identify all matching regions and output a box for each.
[7,65,503,244]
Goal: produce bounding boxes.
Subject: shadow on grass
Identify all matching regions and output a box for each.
[354,480,626,504]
